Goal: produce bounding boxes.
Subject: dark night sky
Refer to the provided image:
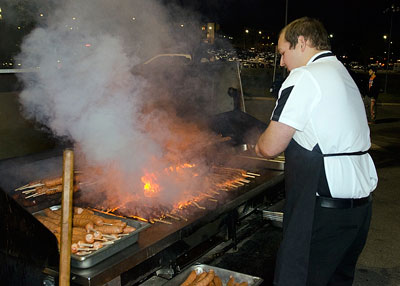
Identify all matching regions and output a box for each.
[174,0,400,63]
[1,0,399,64]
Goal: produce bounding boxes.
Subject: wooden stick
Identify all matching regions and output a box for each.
[242,174,256,178]
[246,172,260,177]
[192,201,206,210]
[59,149,74,286]
[165,213,180,220]
[153,218,172,225]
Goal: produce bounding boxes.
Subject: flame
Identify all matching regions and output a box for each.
[141,173,160,197]
[164,163,195,174]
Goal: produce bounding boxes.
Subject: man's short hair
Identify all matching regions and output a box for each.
[281,17,331,50]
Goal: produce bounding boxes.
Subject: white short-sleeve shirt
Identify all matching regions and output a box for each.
[272,51,378,198]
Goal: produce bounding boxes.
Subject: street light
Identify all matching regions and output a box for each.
[244,29,249,50]
[383,3,399,93]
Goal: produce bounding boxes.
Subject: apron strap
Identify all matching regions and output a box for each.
[323,150,369,157]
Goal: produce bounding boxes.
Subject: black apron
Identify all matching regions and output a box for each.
[273,139,368,286]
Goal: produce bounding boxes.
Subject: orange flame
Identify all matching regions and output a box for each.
[141,173,160,198]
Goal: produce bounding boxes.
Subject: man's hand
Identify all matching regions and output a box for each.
[255,120,296,158]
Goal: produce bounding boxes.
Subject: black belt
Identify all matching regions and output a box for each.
[317,195,372,209]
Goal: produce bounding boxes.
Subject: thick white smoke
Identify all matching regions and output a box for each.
[14,0,233,209]
[15,0,197,172]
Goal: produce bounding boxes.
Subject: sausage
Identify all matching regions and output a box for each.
[123,225,136,233]
[85,222,95,233]
[44,208,61,220]
[191,272,207,284]
[74,213,104,226]
[101,217,127,227]
[213,275,222,286]
[74,207,94,215]
[227,276,235,286]
[94,225,124,234]
[35,215,60,233]
[43,177,63,188]
[73,217,93,228]
[180,270,197,286]
[193,269,214,286]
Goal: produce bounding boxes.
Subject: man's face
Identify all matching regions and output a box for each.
[278,33,303,71]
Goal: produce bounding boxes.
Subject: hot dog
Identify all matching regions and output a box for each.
[213,275,222,286]
[94,225,124,234]
[193,269,214,286]
[180,270,197,286]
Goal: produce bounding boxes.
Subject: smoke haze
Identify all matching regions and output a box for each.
[15,0,235,210]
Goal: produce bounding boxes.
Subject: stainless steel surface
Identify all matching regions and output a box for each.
[236,155,285,171]
[262,210,283,223]
[71,217,150,269]
[35,205,151,269]
[163,263,263,286]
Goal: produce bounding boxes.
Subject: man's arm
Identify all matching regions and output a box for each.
[255,120,296,158]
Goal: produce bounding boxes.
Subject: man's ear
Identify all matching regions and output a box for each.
[298,36,306,52]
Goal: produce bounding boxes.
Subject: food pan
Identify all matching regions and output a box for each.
[35,205,150,269]
[163,263,263,286]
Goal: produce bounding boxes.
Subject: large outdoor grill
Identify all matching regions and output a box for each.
[0,110,285,286]
[1,59,284,286]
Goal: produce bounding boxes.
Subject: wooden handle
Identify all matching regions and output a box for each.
[59,149,74,286]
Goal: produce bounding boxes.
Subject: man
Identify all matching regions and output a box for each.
[255,17,378,286]
[365,66,380,123]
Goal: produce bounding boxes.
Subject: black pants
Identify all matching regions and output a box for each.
[306,201,372,286]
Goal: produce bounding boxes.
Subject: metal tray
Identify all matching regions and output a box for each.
[34,206,150,269]
[163,263,263,286]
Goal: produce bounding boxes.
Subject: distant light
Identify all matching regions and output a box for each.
[329,34,334,38]
[39,13,44,17]
[57,60,61,63]
[9,63,13,66]
[0,14,2,20]
[383,35,388,40]
[245,29,249,34]
[17,63,21,66]
[202,26,206,31]
[229,36,233,40]
[72,17,76,20]
[70,27,73,30]
[132,17,136,21]
[258,31,262,35]
[0,8,2,12]
[181,24,184,28]
[85,43,91,47]
[17,26,21,30]
[208,26,212,30]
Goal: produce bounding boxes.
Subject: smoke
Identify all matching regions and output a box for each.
[15,0,234,209]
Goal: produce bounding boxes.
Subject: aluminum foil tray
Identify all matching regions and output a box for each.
[163,263,263,286]
[35,206,150,269]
